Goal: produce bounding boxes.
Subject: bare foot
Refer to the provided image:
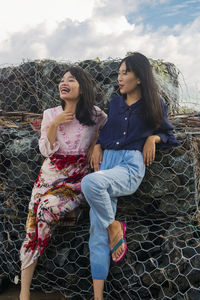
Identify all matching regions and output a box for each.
[107,220,126,262]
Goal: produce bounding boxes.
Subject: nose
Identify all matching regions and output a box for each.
[118,73,122,82]
[60,79,69,87]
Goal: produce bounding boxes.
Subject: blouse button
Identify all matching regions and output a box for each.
[125,117,128,120]
[116,142,120,145]
[123,132,126,135]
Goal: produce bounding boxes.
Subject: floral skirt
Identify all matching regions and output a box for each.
[20,154,90,270]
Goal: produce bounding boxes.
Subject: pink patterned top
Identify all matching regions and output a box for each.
[39,105,107,157]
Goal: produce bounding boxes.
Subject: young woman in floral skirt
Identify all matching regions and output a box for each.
[19,66,107,300]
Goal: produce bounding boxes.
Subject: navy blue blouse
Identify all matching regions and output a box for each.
[97,96,177,152]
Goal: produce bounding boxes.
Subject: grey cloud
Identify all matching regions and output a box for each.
[0,18,126,65]
[0,25,49,65]
[46,19,98,60]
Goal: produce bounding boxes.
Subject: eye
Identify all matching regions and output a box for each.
[118,70,128,75]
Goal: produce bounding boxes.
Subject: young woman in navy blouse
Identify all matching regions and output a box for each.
[81,52,177,299]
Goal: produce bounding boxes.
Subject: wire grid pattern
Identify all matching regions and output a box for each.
[0,58,200,299]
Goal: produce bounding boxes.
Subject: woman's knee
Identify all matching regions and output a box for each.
[82,171,109,197]
[81,172,106,194]
[81,173,96,195]
[37,196,58,223]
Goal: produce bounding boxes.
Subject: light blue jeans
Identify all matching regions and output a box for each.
[81,149,145,279]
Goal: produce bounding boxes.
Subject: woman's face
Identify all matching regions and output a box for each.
[118,61,141,95]
[59,71,81,102]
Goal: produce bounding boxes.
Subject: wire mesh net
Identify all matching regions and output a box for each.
[0,58,200,299]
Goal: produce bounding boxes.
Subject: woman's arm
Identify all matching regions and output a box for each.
[47,121,59,150]
[142,135,161,166]
[39,110,59,157]
[88,106,107,171]
[90,144,103,171]
[39,109,74,157]
[153,100,178,147]
[143,101,177,166]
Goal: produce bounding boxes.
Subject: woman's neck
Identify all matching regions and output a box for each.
[64,101,78,114]
[125,90,141,106]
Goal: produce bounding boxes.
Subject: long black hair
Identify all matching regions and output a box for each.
[60,66,96,126]
[120,52,164,129]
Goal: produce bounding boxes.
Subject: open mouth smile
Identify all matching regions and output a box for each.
[60,86,70,93]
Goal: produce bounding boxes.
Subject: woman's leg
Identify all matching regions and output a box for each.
[89,207,112,279]
[20,194,78,298]
[82,151,145,297]
[81,160,145,257]
[20,259,38,300]
[89,197,118,299]
[89,209,109,300]
[93,279,105,300]
[19,199,53,299]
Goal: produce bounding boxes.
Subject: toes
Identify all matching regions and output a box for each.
[112,244,124,261]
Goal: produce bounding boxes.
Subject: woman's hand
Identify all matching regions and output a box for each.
[143,135,161,166]
[52,111,74,127]
[47,112,74,150]
[90,144,103,171]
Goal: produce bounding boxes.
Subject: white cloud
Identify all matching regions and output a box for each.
[93,0,139,17]
[94,16,135,35]
[0,0,96,39]
[31,42,49,58]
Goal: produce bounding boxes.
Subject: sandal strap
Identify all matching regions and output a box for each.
[111,237,125,255]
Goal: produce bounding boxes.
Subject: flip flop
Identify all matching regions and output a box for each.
[110,221,127,263]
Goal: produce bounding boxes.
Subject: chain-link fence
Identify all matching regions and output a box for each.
[0,58,200,299]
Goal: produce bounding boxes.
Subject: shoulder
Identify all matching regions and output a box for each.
[93,105,107,119]
[159,98,168,112]
[93,105,103,113]
[108,96,123,112]
[93,105,106,115]
[110,95,122,104]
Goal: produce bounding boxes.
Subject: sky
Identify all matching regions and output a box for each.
[0,0,199,108]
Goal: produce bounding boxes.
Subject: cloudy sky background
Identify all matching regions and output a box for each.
[0,0,199,108]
